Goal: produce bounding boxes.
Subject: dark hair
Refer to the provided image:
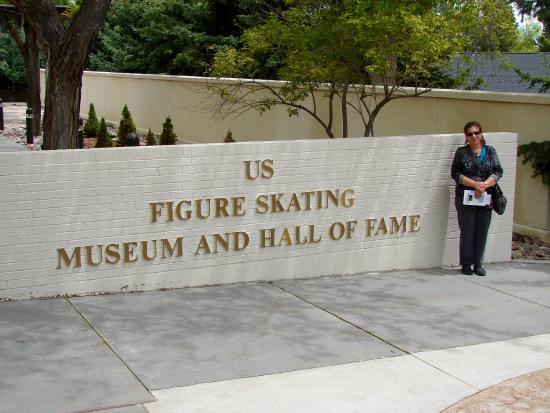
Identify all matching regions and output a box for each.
[463,120,486,146]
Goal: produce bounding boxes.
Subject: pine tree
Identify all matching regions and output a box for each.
[95,118,112,148]
[84,103,100,138]
[117,104,136,146]
[159,117,177,145]
[145,129,157,145]
[224,129,235,143]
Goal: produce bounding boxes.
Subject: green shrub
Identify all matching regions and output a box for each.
[224,129,235,143]
[145,129,157,145]
[84,103,100,138]
[518,141,550,185]
[159,117,177,145]
[95,118,112,148]
[117,104,136,146]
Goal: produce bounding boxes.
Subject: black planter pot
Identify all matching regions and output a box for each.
[126,133,140,146]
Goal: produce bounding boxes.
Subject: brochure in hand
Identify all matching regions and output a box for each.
[463,190,492,206]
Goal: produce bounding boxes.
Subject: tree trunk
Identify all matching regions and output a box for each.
[43,49,83,149]
[9,0,112,150]
[341,83,349,138]
[365,98,390,137]
[24,21,41,137]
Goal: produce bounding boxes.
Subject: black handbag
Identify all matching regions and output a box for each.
[489,184,507,215]
[473,153,506,215]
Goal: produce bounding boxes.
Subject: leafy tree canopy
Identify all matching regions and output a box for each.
[439,0,519,52]
[209,0,467,137]
[0,28,26,89]
[88,0,287,75]
[514,20,543,51]
[213,0,466,84]
[512,0,550,51]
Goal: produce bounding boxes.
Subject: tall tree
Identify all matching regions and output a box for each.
[0,27,26,93]
[88,0,287,76]
[9,0,111,149]
[440,0,519,52]
[209,0,465,138]
[512,0,550,51]
[0,5,41,135]
[514,20,543,51]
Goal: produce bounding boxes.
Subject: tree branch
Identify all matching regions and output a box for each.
[8,0,65,50]
[209,79,335,138]
[65,0,111,54]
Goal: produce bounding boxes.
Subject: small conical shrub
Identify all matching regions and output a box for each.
[224,129,235,143]
[117,104,136,146]
[84,103,100,138]
[159,117,177,145]
[95,118,112,148]
[145,129,157,145]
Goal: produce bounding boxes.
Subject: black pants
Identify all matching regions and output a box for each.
[455,196,492,267]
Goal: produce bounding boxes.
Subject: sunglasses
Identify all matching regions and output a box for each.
[466,131,481,137]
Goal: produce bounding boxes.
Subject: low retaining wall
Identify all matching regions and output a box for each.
[0,133,516,300]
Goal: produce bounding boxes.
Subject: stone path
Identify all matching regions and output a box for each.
[443,368,550,413]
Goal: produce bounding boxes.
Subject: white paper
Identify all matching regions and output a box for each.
[463,190,492,206]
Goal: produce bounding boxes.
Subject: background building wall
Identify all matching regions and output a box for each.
[0,133,516,300]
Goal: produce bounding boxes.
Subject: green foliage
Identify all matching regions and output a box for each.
[0,28,27,91]
[513,0,550,51]
[514,21,543,52]
[224,129,235,143]
[145,129,156,145]
[159,117,177,145]
[210,0,467,137]
[513,67,550,93]
[445,0,519,52]
[84,103,100,138]
[518,141,550,185]
[117,104,136,146]
[95,118,113,148]
[88,0,287,75]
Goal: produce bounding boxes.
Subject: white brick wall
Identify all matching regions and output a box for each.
[0,133,516,300]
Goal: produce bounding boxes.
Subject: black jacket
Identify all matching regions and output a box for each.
[451,145,503,195]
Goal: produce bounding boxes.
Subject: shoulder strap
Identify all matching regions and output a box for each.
[472,147,490,179]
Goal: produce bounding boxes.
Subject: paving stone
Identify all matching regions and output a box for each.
[460,262,550,307]
[0,299,153,413]
[276,264,550,352]
[70,283,402,390]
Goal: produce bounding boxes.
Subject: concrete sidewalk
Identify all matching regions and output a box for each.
[1,261,549,413]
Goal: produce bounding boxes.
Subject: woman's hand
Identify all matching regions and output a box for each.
[484,177,496,188]
[476,181,488,193]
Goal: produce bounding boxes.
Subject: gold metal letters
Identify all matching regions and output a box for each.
[57,158,422,269]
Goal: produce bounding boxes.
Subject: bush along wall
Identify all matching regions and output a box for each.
[518,141,550,185]
[160,117,177,145]
[84,103,100,138]
[117,104,136,146]
[145,129,157,145]
[95,118,113,148]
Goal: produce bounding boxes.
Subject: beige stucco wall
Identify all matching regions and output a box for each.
[63,71,550,239]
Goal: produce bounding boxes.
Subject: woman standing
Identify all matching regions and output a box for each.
[451,121,503,276]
